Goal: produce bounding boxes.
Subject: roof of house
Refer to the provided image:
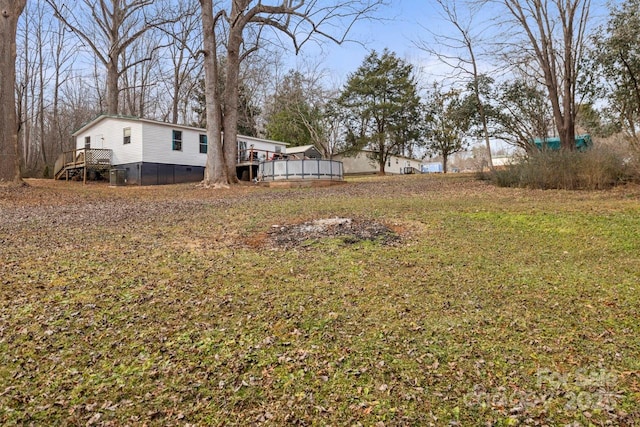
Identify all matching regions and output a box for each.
[285,145,320,154]
[72,115,288,146]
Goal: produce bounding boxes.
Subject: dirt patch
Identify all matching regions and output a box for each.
[266,217,400,249]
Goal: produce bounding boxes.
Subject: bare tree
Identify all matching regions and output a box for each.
[417,0,494,168]
[15,3,33,173]
[50,17,78,166]
[16,1,53,176]
[157,0,202,124]
[493,76,554,152]
[16,1,85,177]
[46,0,179,115]
[199,0,386,187]
[0,0,27,183]
[120,36,163,117]
[311,93,348,159]
[59,74,103,137]
[498,0,591,151]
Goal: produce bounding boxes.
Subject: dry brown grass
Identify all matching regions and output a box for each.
[1,175,639,425]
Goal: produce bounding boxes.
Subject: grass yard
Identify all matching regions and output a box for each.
[1,175,639,426]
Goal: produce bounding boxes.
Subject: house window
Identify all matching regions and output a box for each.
[84,136,91,149]
[123,127,131,144]
[199,134,207,154]
[172,130,182,151]
[238,140,247,161]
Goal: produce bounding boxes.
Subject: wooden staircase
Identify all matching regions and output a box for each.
[54,148,113,183]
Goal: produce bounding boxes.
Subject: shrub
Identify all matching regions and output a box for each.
[490,145,638,190]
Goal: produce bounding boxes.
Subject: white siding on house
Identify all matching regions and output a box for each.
[492,156,513,167]
[73,115,289,169]
[397,156,422,173]
[335,151,378,174]
[336,151,423,175]
[237,135,287,161]
[75,118,143,165]
[142,122,207,166]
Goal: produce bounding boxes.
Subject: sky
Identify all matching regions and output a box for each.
[284,0,434,87]
[321,0,431,80]
[284,0,614,89]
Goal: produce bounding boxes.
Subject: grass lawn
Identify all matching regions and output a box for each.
[1,175,639,426]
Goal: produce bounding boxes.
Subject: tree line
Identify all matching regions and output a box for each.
[1,0,638,183]
[265,0,639,174]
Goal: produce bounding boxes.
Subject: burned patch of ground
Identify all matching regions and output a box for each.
[267,217,400,249]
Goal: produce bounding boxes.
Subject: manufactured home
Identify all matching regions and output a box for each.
[56,115,288,185]
[334,150,423,175]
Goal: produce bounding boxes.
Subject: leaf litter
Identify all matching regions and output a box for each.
[267,217,400,249]
[1,176,639,425]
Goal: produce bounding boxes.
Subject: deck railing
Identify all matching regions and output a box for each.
[54,148,112,182]
[237,147,288,164]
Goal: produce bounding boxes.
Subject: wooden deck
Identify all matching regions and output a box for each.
[54,148,113,183]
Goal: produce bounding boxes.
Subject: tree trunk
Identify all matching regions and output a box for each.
[19,7,29,175]
[171,64,180,124]
[106,59,119,115]
[200,0,227,187]
[222,7,243,184]
[0,0,26,183]
[562,13,576,152]
[378,137,387,175]
[37,24,47,172]
[464,13,493,168]
[53,20,65,158]
[442,153,448,174]
[503,0,587,152]
[378,156,386,174]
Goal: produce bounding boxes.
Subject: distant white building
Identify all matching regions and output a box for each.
[333,150,423,175]
[70,115,287,185]
[421,162,443,173]
[491,156,514,168]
